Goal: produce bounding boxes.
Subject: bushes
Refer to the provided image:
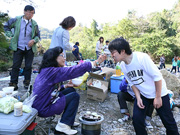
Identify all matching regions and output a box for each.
[0,12,12,71]
[0,60,12,71]
[0,47,12,71]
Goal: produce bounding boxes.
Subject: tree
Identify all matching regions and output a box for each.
[2,0,46,8]
[0,12,13,71]
[131,31,179,62]
[90,19,99,37]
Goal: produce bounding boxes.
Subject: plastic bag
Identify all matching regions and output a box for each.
[93,80,102,88]
[79,72,89,83]
[22,94,37,113]
[167,90,175,109]
[0,96,18,114]
[75,72,89,90]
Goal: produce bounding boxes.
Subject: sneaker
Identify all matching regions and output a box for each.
[145,120,153,129]
[118,115,131,123]
[73,122,80,127]
[9,82,18,90]
[58,118,80,127]
[23,80,30,89]
[55,122,77,135]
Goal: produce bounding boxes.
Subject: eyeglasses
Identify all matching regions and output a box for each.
[59,54,65,58]
[26,11,35,14]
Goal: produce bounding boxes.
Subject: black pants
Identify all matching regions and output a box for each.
[117,91,154,118]
[171,66,177,73]
[133,94,179,135]
[11,48,34,84]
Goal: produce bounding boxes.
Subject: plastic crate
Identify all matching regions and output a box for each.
[110,75,124,93]
[0,108,38,135]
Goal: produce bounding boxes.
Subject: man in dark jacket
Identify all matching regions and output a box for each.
[72,42,82,60]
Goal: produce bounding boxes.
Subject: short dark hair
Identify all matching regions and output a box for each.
[108,37,132,55]
[75,42,79,45]
[39,47,63,73]
[24,5,35,14]
[106,40,109,43]
[60,16,76,29]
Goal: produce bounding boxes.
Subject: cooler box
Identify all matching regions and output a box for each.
[110,75,124,93]
[0,108,38,135]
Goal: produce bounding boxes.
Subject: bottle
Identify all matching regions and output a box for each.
[20,85,32,102]
[116,62,121,76]
[14,102,23,116]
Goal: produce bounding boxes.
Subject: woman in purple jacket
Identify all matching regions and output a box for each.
[32,47,105,134]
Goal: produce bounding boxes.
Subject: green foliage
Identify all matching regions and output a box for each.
[39,27,53,39]
[90,20,99,37]
[116,18,137,40]
[0,12,9,49]
[69,2,180,62]
[40,39,51,50]
[70,25,97,59]
[0,12,12,71]
[131,31,178,62]
[2,1,180,66]
[0,60,12,71]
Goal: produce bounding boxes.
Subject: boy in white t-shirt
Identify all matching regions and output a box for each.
[103,40,111,56]
[108,37,179,135]
[103,40,111,65]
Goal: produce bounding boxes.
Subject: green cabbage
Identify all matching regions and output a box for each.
[0,97,18,114]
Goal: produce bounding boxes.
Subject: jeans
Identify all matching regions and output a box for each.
[117,91,135,114]
[171,66,177,73]
[96,51,100,59]
[11,48,34,84]
[160,63,166,69]
[74,55,81,60]
[60,87,80,126]
[133,94,179,135]
[117,91,154,118]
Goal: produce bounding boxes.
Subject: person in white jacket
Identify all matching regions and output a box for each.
[108,37,179,135]
[96,37,104,59]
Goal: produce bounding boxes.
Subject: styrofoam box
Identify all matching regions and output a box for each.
[110,75,124,93]
[0,108,38,135]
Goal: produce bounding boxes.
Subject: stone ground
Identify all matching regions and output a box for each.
[0,55,180,135]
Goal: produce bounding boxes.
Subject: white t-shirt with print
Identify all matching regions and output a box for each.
[103,45,111,55]
[120,52,168,99]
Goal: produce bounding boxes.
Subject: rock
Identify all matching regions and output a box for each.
[66,52,76,61]
[113,121,118,124]
[160,69,180,98]
[152,109,157,117]
[155,119,163,127]
[173,107,180,113]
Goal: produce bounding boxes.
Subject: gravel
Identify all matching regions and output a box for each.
[0,56,180,135]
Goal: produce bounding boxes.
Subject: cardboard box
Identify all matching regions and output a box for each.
[87,78,108,102]
[89,67,116,81]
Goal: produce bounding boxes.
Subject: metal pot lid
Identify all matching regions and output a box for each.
[79,114,104,125]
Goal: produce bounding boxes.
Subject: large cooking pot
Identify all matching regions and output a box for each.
[79,113,104,135]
